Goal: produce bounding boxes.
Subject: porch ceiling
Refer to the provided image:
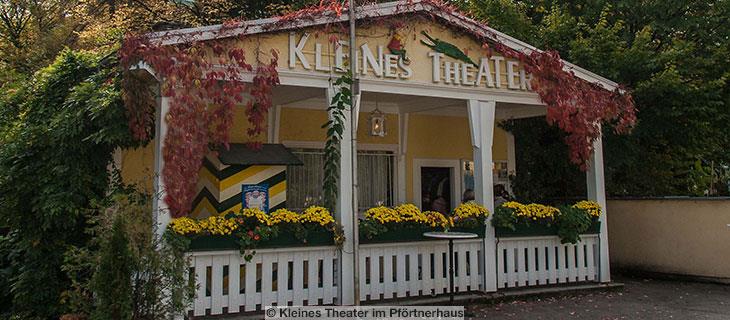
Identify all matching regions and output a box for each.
[271,84,547,119]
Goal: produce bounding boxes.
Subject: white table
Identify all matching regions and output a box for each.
[423,231,479,303]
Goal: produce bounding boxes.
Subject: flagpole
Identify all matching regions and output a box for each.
[348,0,361,306]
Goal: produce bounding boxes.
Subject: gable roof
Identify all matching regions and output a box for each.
[146,0,620,91]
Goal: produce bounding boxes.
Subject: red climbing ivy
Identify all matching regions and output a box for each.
[120,30,279,217]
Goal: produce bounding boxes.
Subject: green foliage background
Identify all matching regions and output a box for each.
[0,50,138,318]
[0,0,729,318]
[468,0,730,198]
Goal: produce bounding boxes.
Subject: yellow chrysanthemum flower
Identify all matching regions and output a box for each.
[299,206,335,226]
[240,208,272,226]
[573,200,601,217]
[453,202,490,220]
[269,208,299,225]
[170,217,201,235]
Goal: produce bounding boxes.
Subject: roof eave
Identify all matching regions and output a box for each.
[143,0,620,91]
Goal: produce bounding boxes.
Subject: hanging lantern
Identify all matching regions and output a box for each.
[369,107,386,137]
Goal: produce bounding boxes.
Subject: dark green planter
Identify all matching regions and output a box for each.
[495,223,558,237]
[188,235,239,251]
[188,229,335,252]
[263,229,335,248]
[360,226,434,244]
[495,219,601,238]
[584,219,601,234]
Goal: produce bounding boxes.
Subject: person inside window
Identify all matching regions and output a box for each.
[494,184,509,208]
[462,189,475,203]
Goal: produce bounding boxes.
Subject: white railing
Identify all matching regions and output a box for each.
[496,235,599,289]
[188,246,339,317]
[358,239,483,302]
[187,236,599,316]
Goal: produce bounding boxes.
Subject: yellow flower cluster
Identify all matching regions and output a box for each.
[198,215,238,235]
[169,206,337,236]
[365,203,452,228]
[299,206,335,226]
[169,217,202,235]
[269,208,299,224]
[394,203,428,223]
[365,206,401,223]
[240,208,272,226]
[573,200,601,217]
[453,202,490,220]
[423,210,452,228]
[502,201,559,220]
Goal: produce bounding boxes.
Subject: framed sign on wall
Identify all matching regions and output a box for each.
[242,184,269,213]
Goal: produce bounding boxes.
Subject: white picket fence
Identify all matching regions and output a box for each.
[187,236,599,316]
[359,239,483,301]
[496,235,599,289]
[188,246,339,316]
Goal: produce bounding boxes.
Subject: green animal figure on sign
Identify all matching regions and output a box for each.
[420,30,476,65]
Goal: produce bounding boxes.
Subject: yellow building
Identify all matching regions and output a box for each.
[122,0,617,312]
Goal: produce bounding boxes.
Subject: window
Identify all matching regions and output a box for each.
[287,148,395,211]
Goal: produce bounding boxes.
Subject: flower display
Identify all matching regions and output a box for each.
[169,217,202,235]
[453,202,490,220]
[239,207,272,226]
[299,206,335,226]
[394,203,428,223]
[423,210,452,228]
[364,206,401,224]
[502,201,559,220]
[269,208,299,224]
[198,215,238,235]
[573,200,601,217]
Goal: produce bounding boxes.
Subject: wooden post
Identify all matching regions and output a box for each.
[327,86,357,305]
[153,95,171,239]
[467,100,498,292]
[587,133,611,283]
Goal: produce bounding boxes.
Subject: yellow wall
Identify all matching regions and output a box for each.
[608,199,730,281]
[278,107,508,203]
[403,114,508,201]
[121,141,155,192]
[120,106,267,190]
[278,107,399,145]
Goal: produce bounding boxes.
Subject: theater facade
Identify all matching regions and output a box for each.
[120,1,619,316]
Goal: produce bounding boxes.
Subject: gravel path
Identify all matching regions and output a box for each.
[466,275,730,319]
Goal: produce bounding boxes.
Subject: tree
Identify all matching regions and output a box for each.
[471,0,730,197]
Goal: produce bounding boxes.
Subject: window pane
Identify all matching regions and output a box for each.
[288,149,394,211]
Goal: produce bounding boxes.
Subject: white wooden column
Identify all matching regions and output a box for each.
[327,86,356,305]
[467,100,498,292]
[396,112,409,204]
[587,133,610,283]
[153,95,171,238]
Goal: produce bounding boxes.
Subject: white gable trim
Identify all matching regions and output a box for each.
[145,0,619,91]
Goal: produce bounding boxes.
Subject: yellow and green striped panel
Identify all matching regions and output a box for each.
[191,156,287,218]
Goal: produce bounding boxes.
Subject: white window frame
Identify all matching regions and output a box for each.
[282,141,400,210]
[412,158,463,211]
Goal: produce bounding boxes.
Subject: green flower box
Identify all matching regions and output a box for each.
[584,219,601,234]
[359,226,434,244]
[495,223,559,237]
[188,229,335,252]
[495,220,601,238]
[360,225,487,244]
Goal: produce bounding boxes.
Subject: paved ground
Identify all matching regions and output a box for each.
[466,275,730,319]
